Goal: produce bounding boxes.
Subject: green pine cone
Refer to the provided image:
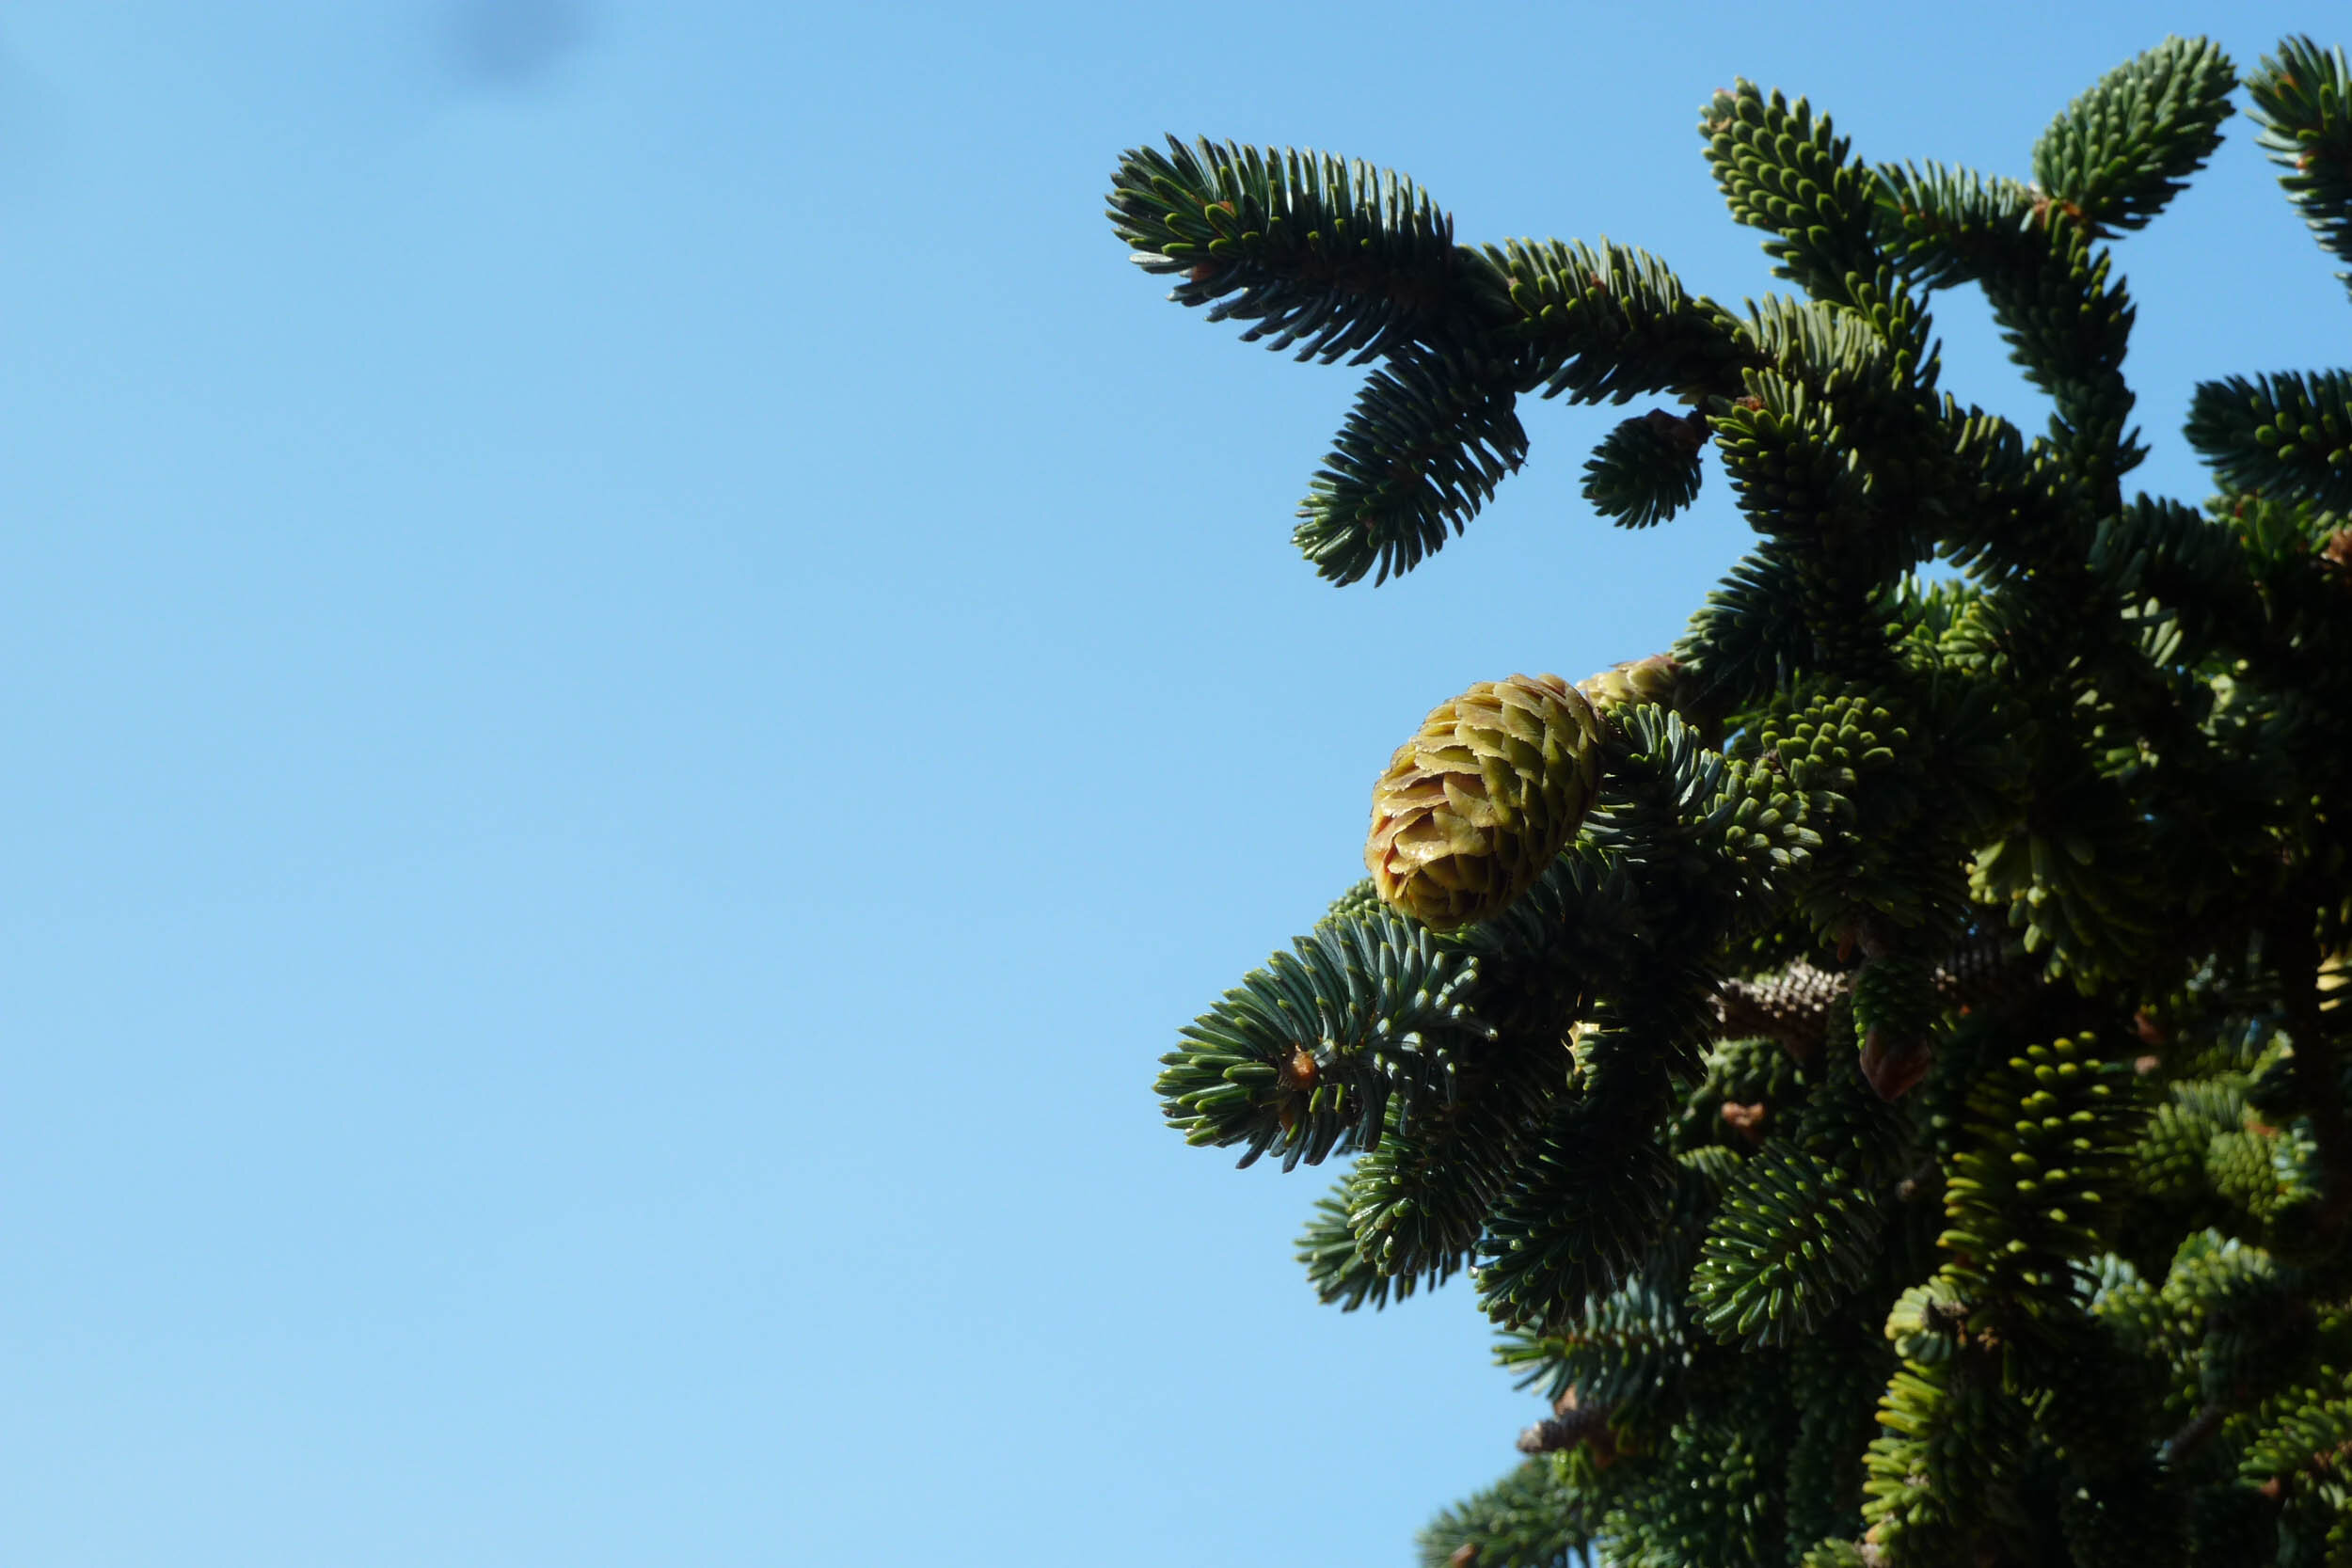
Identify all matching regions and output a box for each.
[1367,673,1605,930]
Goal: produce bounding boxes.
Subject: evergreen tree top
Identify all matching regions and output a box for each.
[1109,34,2352,1568]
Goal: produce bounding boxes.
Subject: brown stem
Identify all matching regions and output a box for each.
[2161,1401,2231,1468]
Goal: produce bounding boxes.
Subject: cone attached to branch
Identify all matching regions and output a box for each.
[1577,653,1691,714]
[1366,673,1604,929]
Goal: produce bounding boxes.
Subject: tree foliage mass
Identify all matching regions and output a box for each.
[1109,35,2352,1568]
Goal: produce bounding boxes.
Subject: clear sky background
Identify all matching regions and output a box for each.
[0,4,2344,1564]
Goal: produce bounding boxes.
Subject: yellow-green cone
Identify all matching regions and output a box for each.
[1366,673,1605,930]
[1576,652,1687,713]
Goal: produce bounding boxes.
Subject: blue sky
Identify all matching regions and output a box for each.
[0,4,2342,1564]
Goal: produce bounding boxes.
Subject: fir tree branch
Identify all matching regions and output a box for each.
[1686,1142,1883,1346]
[1317,1025,1573,1299]
[1701,81,1907,351]
[1416,1457,1600,1568]
[2030,36,2237,237]
[1871,161,2038,293]
[1106,137,1486,364]
[1483,238,1755,404]
[1475,1094,1680,1329]
[2246,36,2352,287]
[2185,371,2352,511]
[1294,348,1528,584]
[1581,408,1707,529]
[1155,909,1496,1169]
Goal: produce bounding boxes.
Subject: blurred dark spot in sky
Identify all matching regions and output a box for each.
[437,0,593,89]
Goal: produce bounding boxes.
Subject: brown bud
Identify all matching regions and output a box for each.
[1860,1030,1933,1101]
